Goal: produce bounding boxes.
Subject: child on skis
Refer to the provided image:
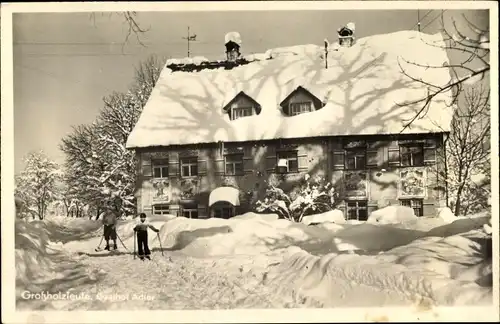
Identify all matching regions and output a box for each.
[102,201,119,251]
[133,213,160,260]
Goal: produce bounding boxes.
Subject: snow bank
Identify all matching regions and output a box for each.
[437,207,458,223]
[426,215,490,237]
[367,205,417,224]
[157,212,345,257]
[301,209,345,225]
[264,213,492,307]
[150,209,491,306]
[15,220,101,305]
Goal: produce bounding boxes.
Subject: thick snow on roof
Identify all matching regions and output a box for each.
[126,30,455,149]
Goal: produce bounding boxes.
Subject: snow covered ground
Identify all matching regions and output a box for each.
[15,210,492,312]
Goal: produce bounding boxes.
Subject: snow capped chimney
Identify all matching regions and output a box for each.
[225,31,242,62]
[337,22,355,48]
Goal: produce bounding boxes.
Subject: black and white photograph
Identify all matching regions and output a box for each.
[1,1,498,323]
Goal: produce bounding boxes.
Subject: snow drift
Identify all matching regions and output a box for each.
[153,211,491,307]
[15,220,103,308]
[17,208,491,309]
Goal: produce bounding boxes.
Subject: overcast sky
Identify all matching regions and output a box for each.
[12,8,489,173]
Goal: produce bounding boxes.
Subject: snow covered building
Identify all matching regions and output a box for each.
[126,27,455,220]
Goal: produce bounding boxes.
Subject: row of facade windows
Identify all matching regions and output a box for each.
[346,199,424,220]
[231,101,314,121]
[152,198,424,220]
[152,204,234,219]
[150,143,427,178]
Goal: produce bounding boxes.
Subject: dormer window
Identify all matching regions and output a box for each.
[289,102,313,116]
[280,86,324,117]
[223,91,261,121]
[232,106,253,120]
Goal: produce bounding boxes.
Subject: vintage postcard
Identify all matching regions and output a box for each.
[1,1,498,323]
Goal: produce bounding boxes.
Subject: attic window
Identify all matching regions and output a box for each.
[231,106,254,120]
[224,92,261,121]
[289,102,313,116]
[280,86,322,117]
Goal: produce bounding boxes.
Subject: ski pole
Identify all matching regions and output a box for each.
[95,235,104,252]
[157,232,164,256]
[116,232,130,252]
[133,232,136,260]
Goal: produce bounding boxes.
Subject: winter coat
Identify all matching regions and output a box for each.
[134,221,159,233]
[102,211,118,226]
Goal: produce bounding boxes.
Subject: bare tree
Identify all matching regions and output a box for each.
[441,85,490,216]
[89,11,150,50]
[397,11,489,131]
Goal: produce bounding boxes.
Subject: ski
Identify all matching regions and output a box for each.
[94,247,119,253]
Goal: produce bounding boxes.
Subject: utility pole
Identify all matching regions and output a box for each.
[182,26,197,58]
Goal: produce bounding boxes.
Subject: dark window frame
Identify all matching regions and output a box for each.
[400,144,424,167]
[345,200,368,221]
[345,148,366,170]
[180,156,198,177]
[225,153,244,176]
[152,159,169,179]
[180,201,198,219]
[288,101,313,116]
[400,199,424,217]
[231,106,254,120]
[152,204,170,215]
[276,150,299,173]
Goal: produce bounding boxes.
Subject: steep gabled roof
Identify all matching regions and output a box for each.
[126,30,455,149]
[223,91,262,114]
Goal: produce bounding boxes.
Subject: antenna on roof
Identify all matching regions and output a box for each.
[417,10,421,32]
[182,26,198,58]
[324,38,329,69]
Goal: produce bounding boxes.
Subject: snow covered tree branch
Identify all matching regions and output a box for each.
[397,12,489,132]
[60,55,165,217]
[15,151,62,220]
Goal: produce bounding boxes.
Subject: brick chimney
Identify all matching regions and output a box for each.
[337,22,355,48]
[225,32,242,61]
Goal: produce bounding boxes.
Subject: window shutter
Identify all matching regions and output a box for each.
[265,155,276,172]
[198,158,207,175]
[332,151,344,170]
[141,154,152,178]
[243,157,253,174]
[366,141,381,168]
[423,139,436,165]
[169,152,179,177]
[264,145,277,173]
[298,153,308,172]
[214,159,225,175]
[388,141,400,167]
[366,150,378,168]
[330,139,344,170]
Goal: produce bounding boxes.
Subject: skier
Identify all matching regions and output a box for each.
[134,213,160,260]
[101,201,119,251]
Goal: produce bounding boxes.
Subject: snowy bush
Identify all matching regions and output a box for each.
[255,174,337,223]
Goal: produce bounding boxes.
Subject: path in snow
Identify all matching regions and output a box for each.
[18,221,421,310]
